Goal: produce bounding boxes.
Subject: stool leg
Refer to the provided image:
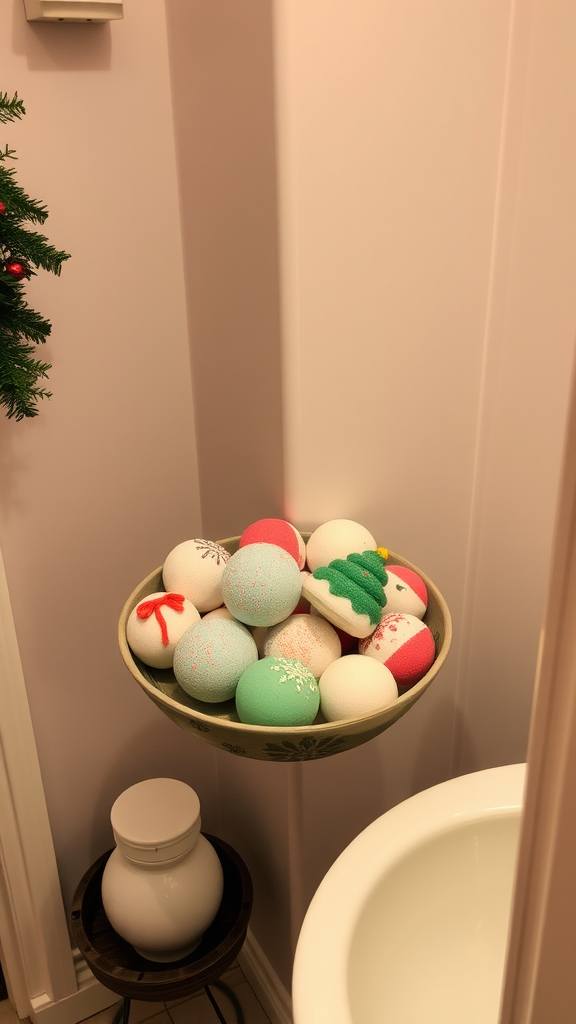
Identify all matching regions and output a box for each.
[204,985,228,1024]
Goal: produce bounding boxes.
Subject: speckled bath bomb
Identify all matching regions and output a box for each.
[239,518,306,569]
[264,614,341,678]
[221,543,302,627]
[383,565,428,619]
[305,519,377,573]
[126,592,201,669]
[319,655,398,722]
[359,612,435,690]
[235,657,320,726]
[173,618,258,703]
[163,539,231,613]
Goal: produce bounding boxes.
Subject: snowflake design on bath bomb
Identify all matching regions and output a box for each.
[193,539,231,565]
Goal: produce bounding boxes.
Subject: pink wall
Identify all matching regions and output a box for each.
[0,0,219,917]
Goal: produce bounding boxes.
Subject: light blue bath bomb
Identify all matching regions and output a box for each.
[221,543,302,627]
[235,657,320,726]
[173,618,258,703]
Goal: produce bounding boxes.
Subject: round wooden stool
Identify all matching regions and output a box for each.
[70,835,253,1024]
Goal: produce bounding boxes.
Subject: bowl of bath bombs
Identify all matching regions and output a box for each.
[118,532,452,762]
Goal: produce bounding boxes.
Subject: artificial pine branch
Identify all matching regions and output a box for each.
[0,90,70,420]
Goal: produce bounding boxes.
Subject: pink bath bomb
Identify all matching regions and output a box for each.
[239,518,306,569]
[359,612,435,690]
[264,614,341,678]
[383,565,428,619]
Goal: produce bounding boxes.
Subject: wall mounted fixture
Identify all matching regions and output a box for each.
[23,0,122,22]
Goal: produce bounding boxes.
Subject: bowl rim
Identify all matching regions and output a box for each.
[118,538,452,739]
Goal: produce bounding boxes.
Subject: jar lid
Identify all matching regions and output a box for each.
[110,778,201,863]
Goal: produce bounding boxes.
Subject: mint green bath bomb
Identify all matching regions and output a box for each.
[221,543,302,627]
[173,617,258,703]
[235,657,320,726]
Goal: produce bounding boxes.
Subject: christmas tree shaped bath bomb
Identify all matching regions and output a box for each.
[302,549,388,639]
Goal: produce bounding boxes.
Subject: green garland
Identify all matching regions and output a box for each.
[0,91,70,420]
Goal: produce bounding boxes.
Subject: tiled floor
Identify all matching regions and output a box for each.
[0,962,272,1024]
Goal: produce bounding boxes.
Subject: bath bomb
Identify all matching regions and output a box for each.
[306,519,377,573]
[126,592,201,669]
[202,606,235,621]
[235,657,320,726]
[383,565,428,619]
[163,539,231,613]
[239,518,306,569]
[264,614,341,678]
[359,612,435,690]
[310,605,357,653]
[173,618,258,703]
[319,655,398,723]
[302,549,388,638]
[221,543,302,627]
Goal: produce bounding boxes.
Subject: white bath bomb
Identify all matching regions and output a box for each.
[202,606,236,621]
[319,655,398,722]
[126,592,200,669]
[383,565,428,619]
[163,539,231,613]
[359,612,436,690]
[173,618,258,703]
[264,613,341,678]
[306,519,377,572]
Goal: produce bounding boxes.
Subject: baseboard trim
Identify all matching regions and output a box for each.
[237,929,293,1024]
[28,950,118,1024]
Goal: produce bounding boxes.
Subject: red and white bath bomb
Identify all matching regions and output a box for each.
[126,592,200,669]
[305,519,377,573]
[239,518,306,569]
[319,655,398,722]
[383,565,428,619]
[359,612,435,690]
[163,539,231,613]
[264,614,341,678]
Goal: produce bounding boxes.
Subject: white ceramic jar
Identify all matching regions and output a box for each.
[101,778,224,962]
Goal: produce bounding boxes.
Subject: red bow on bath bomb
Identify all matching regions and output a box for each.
[137,593,186,646]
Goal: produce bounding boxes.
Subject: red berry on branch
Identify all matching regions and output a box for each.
[4,260,29,281]
[0,202,6,215]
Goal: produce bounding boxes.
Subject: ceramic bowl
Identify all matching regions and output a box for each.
[118,536,452,762]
